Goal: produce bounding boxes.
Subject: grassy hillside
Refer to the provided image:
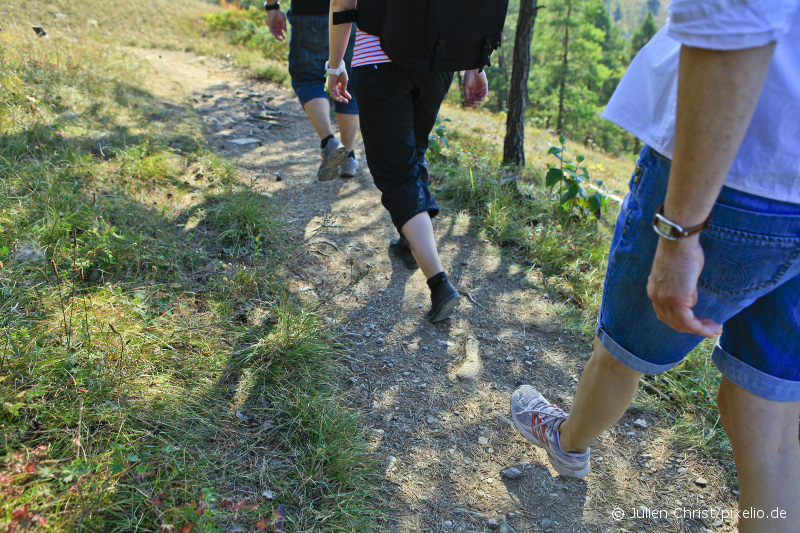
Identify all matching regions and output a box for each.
[605,0,668,36]
[0,4,380,532]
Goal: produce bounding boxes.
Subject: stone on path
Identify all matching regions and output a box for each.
[448,336,482,381]
[502,467,523,480]
[694,476,708,487]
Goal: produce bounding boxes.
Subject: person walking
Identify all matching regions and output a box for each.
[510,1,800,531]
[326,0,506,321]
[265,0,359,180]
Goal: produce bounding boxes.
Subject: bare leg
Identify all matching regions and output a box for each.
[335,113,359,152]
[400,211,444,280]
[717,377,800,533]
[303,98,334,140]
[558,337,643,453]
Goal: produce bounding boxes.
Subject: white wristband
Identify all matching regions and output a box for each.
[325,61,346,76]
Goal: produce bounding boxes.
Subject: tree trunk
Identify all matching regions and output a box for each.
[502,0,540,167]
[556,0,572,136]
[456,71,465,108]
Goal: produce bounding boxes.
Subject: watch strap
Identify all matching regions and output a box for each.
[652,204,711,241]
[264,2,280,11]
[325,61,346,76]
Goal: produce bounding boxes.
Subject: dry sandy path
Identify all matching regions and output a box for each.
[133,47,737,533]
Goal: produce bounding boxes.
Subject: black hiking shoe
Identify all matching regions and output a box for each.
[427,279,461,322]
[389,238,418,270]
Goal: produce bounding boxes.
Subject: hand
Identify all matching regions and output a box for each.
[646,236,722,337]
[327,70,351,103]
[463,69,488,107]
[267,9,287,42]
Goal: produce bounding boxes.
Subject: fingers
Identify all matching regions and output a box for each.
[327,77,350,103]
[653,302,722,337]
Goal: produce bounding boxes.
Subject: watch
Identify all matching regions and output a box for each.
[652,204,711,241]
[325,61,346,76]
[264,2,280,11]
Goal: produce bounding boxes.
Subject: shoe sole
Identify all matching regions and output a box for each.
[388,244,419,270]
[427,292,461,323]
[317,145,349,182]
[510,407,590,479]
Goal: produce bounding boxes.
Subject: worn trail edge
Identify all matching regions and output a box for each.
[135,47,738,533]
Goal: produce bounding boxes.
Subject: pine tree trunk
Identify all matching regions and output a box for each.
[456,71,465,108]
[502,0,540,167]
[556,0,572,135]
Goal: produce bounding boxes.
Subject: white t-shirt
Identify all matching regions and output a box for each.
[602,0,800,204]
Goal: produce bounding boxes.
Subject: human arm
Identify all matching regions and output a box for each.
[327,0,356,103]
[265,1,287,42]
[463,69,488,107]
[646,42,775,337]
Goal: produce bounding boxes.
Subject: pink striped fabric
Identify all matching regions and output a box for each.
[351,30,391,67]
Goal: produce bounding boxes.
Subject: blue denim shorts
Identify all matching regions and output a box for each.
[598,146,800,401]
[287,12,358,115]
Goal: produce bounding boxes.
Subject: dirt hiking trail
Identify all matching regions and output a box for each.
[134,48,738,533]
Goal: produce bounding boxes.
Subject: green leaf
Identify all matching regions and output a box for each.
[567,183,581,199]
[559,134,566,145]
[587,194,603,213]
[545,168,562,187]
[577,185,589,199]
[576,155,585,163]
[559,190,572,206]
[127,454,140,462]
[547,146,562,155]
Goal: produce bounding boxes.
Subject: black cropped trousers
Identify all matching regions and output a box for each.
[353,62,454,231]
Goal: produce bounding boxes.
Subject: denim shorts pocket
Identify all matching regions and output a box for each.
[291,14,328,35]
[618,146,669,241]
[699,216,800,298]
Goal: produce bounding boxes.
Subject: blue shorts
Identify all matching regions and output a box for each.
[598,146,800,401]
[287,12,358,115]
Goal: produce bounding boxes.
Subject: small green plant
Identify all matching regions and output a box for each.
[545,135,614,218]
[427,116,451,159]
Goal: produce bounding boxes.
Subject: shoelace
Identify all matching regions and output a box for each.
[519,398,566,435]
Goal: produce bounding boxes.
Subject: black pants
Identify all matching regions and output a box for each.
[353,62,454,231]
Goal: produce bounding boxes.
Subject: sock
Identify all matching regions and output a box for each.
[320,134,334,149]
[348,150,355,159]
[427,272,447,291]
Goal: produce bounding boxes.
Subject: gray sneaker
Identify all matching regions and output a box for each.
[317,138,348,182]
[510,385,590,479]
[339,156,360,178]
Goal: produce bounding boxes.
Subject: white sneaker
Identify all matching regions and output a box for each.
[317,138,348,182]
[510,385,590,479]
[339,155,359,178]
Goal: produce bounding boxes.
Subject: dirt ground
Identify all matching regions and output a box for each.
[133,48,739,533]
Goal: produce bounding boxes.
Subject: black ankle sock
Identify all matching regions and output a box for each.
[348,150,355,159]
[320,134,334,149]
[427,272,447,291]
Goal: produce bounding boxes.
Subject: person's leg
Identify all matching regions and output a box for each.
[303,97,334,140]
[717,377,800,533]
[334,26,359,153]
[335,112,359,151]
[557,337,643,453]
[401,211,443,279]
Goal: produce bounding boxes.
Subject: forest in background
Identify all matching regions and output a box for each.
[484,0,663,155]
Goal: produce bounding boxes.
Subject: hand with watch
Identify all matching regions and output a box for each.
[646,202,722,338]
[264,1,287,42]
[326,60,351,103]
